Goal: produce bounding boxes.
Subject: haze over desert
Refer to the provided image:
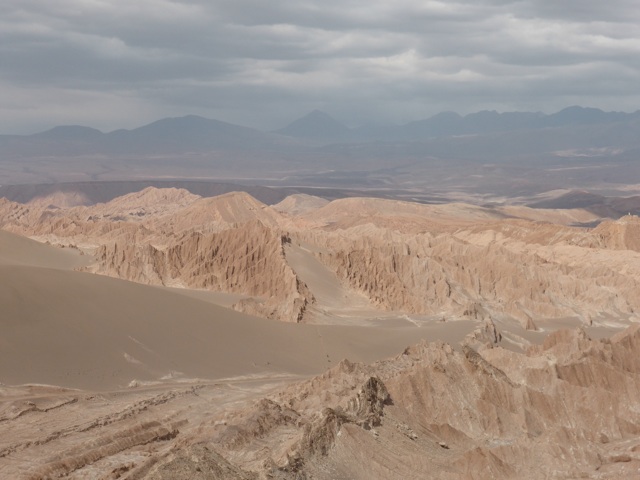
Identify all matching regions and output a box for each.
[3,0,640,477]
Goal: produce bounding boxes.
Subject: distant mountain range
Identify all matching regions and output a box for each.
[1,106,639,170]
[0,115,284,157]
[280,106,640,143]
[3,106,640,205]
[1,106,639,151]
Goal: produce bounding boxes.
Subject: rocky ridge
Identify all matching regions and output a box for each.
[2,188,640,327]
[10,325,639,479]
[309,225,640,328]
[88,221,312,322]
[200,325,640,479]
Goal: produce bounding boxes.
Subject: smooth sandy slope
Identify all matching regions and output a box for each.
[0,229,475,391]
[0,227,474,478]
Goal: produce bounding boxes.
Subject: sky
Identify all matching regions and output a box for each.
[1,0,640,134]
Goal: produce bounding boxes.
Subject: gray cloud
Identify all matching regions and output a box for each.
[1,0,639,134]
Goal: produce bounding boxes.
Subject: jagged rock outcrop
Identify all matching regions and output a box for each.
[5,286,640,480]
[7,188,640,479]
[464,316,503,349]
[0,189,312,322]
[4,188,640,326]
[125,325,640,479]
[589,215,640,252]
[88,221,313,322]
[295,376,390,457]
[345,376,390,429]
[310,222,640,328]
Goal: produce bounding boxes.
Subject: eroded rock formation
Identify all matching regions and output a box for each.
[3,188,640,327]
[81,325,640,479]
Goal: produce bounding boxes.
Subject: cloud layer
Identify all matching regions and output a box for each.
[1,0,639,133]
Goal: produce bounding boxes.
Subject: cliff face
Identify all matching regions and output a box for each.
[313,229,640,327]
[3,188,640,326]
[88,221,312,323]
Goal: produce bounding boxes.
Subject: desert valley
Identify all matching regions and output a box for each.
[5,0,640,476]
[3,162,640,478]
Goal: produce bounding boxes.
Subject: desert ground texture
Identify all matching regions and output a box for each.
[2,186,640,479]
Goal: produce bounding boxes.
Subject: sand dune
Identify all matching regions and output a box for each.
[0,230,89,270]
[0,231,474,390]
[3,187,640,479]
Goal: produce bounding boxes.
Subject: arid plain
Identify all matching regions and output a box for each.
[2,184,640,479]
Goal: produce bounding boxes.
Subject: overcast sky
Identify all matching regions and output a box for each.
[1,0,640,134]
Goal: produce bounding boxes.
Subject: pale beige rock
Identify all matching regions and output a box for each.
[3,188,640,328]
[100,324,640,480]
[86,221,313,322]
[589,215,640,252]
[4,190,640,479]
